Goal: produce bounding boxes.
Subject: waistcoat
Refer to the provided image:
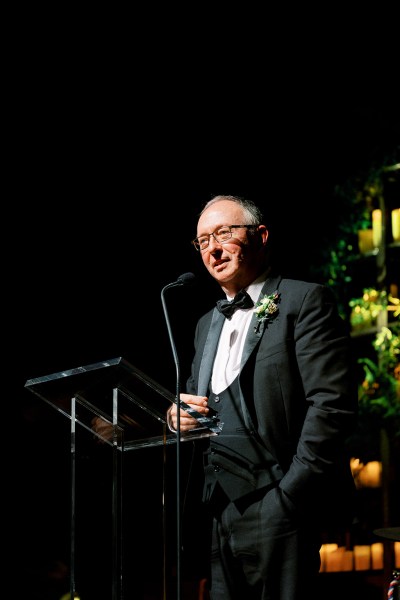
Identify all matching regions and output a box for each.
[203,376,283,504]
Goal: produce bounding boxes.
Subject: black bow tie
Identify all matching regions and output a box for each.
[216,289,254,320]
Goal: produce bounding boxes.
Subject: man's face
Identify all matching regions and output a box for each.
[196,200,268,291]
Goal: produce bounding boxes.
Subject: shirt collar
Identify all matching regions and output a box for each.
[245,267,271,304]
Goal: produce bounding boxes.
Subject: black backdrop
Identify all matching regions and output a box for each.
[10,94,399,598]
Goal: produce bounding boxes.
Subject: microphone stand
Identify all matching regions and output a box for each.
[161,281,183,600]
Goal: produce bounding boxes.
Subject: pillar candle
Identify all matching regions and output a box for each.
[392,208,400,242]
[322,546,355,572]
[371,542,384,569]
[325,547,345,572]
[319,544,338,572]
[342,550,354,572]
[354,545,371,571]
[357,461,382,488]
[372,209,382,248]
[395,542,400,568]
[358,229,374,254]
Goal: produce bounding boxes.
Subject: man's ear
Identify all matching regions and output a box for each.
[258,225,269,246]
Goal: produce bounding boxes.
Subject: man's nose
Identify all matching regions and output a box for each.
[208,234,222,250]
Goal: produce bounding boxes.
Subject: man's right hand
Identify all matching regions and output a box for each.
[167,393,209,432]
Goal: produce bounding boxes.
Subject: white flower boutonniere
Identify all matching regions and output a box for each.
[253,291,280,333]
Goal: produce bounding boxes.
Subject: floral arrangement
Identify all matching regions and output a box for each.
[349,288,387,331]
[358,323,400,427]
[254,291,280,333]
[346,290,400,463]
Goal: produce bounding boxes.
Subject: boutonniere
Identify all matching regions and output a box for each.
[253,291,280,333]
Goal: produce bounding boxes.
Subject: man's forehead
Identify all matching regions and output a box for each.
[198,202,244,230]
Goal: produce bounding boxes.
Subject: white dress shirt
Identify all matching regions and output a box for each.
[211,274,267,394]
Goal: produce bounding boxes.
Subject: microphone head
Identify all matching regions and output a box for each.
[177,272,196,286]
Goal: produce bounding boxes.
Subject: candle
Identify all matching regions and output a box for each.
[320,545,355,572]
[392,208,400,242]
[342,550,354,572]
[358,229,374,254]
[372,209,382,248]
[354,545,371,571]
[319,543,338,572]
[357,461,382,488]
[322,546,356,572]
[395,542,400,568]
[325,547,345,572]
[371,542,384,569]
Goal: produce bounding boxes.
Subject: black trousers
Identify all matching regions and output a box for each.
[209,485,321,600]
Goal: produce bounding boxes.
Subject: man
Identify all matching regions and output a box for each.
[168,194,357,599]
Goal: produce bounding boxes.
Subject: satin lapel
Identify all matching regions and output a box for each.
[197,308,225,396]
[240,313,263,368]
[240,275,282,370]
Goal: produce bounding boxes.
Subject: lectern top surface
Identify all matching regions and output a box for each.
[24,356,221,449]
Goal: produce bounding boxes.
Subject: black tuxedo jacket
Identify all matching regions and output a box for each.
[186,274,358,527]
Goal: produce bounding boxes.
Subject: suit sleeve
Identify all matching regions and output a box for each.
[279,284,357,509]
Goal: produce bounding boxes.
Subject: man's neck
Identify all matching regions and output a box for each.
[221,267,271,299]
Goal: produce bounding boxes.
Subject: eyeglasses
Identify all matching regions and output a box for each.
[191,225,258,251]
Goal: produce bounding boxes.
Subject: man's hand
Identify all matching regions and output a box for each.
[91,416,114,442]
[167,393,209,432]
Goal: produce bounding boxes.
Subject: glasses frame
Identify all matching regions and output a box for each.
[191,224,258,251]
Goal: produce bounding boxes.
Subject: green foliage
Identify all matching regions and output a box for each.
[312,151,400,459]
[349,288,388,331]
[310,152,398,318]
[358,322,400,435]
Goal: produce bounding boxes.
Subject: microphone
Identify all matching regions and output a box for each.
[177,271,196,285]
[162,271,196,291]
[160,272,196,600]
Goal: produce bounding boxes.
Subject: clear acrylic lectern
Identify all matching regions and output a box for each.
[24,356,221,599]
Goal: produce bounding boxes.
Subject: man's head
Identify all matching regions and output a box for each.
[192,195,270,296]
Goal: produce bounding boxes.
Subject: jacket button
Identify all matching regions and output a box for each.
[214,396,220,403]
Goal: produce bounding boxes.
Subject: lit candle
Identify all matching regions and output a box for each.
[358,229,374,254]
[372,209,382,248]
[325,547,345,572]
[371,542,384,569]
[342,550,354,572]
[357,461,382,488]
[354,545,371,571]
[319,543,338,572]
[392,208,400,242]
[395,542,400,569]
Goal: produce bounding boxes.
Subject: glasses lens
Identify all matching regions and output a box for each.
[193,226,235,250]
[197,236,208,250]
[215,226,232,242]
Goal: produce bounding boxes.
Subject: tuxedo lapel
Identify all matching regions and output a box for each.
[240,275,282,369]
[197,308,225,396]
[240,313,263,368]
[238,275,282,430]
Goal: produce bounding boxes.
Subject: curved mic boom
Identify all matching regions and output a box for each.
[162,272,196,292]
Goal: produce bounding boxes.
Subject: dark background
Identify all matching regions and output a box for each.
[8,14,400,598]
[12,100,398,599]
[13,98,399,388]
